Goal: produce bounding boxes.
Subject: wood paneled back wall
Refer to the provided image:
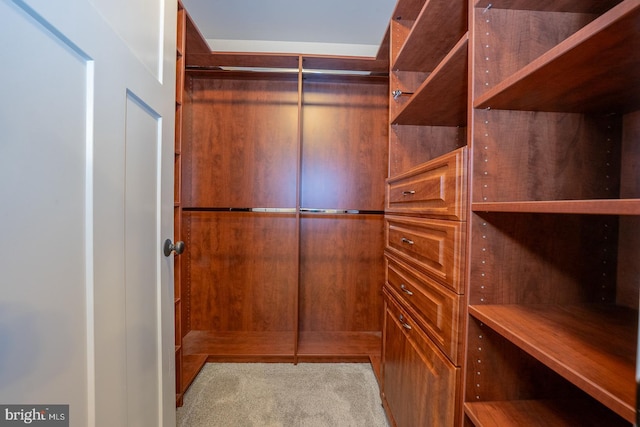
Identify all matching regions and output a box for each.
[180,70,389,363]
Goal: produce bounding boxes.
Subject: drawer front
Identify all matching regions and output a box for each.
[386,256,463,365]
[386,147,467,220]
[383,290,459,427]
[385,215,465,293]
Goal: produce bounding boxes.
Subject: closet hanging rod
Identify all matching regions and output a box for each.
[300,208,384,215]
[184,207,296,213]
[392,89,414,99]
[182,207,384,215]
[185,65,375,76]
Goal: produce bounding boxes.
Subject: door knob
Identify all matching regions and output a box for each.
[163,239,185,257]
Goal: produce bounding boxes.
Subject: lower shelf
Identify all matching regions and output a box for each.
[468,304,637,423]
[182,354,208,394]
[464,399,630,427]
[296,331,381,358]
[179,330,383,401]
[183,330,296,361]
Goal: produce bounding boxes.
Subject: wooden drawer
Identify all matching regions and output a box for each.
[386,147,467,220]
[382,290,459,427]
[385,255,463,365]
[385,215,465,293]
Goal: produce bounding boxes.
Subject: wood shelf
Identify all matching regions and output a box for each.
[296,331,382,360]
[182,330,296,360]
[391,34,468,126]
[464,399,630,426]
[472,199,640,215]
[393,0,467,71]
[468,304,637,423]
[181,354,208,392]
[474,0,622,13]
[474,0,640,113]
[392,0,426,21]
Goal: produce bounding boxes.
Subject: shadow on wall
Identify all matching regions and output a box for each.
[0,302,75,395]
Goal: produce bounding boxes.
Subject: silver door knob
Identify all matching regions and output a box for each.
[163,239,185,257]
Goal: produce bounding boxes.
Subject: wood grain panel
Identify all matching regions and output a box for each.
[299,214,384,332]
[301,80,388,210]
[184,77,299,208]
[184,211,298,332]
[465,317,586,403]
[473,109,622,203]
[474,9,596,100]
[470,213,618,305]
[617,111,640,309]
[389,125,466,177]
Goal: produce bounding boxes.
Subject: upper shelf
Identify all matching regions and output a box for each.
[391,34,468,126]
[474,0,622,13]
[474,0,640,114]
[392,0,467,71]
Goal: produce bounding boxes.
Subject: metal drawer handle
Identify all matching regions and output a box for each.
[402,190,416,196]
[399,315,412,330]
[401,237,414,245]
[400,284,413,296]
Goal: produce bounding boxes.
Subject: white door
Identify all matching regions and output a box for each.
[0,0,177,426]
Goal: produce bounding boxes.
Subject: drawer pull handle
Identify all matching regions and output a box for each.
[402,190,416,196]
[400,284,413,296]
[399,315,412,330]
[401,237,414,245]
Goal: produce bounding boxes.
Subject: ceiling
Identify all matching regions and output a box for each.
[181,0,397,57]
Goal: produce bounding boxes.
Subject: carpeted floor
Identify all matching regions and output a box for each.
[177,363,390,427]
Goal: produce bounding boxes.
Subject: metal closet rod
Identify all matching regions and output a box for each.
[184,207,384,215]
[185,65,373,76]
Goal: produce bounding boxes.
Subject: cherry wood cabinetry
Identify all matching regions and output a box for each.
[383,291,460,427]
[464,0,640,425]
[173,9,390,397]
[382,0,469,425]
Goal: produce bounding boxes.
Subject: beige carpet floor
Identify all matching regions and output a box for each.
[177,363,390,427]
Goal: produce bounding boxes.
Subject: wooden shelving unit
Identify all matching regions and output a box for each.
[465,0,640,425]
[382,0,470,425]
[391,34,468,126]
[174,0,186,406]
[174,2,209,406]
